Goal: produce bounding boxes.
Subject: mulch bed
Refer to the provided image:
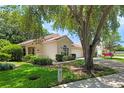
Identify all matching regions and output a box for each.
[66,65,87,75]
[65,63,107,76]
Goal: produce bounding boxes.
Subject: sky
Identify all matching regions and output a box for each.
[118,17,124,46]
[43,22,80,44]
[43,17,124,46]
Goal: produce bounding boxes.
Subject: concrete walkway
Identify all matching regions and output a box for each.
[54,60,124,88]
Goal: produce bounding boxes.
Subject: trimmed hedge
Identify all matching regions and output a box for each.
[56,54,64,62]
[1,44,23,61]
[71,54,76,60]
[0,63,15,71]
[29,55,53,65]
[63,55,76,61]
[63,55,72,61]
[0,52,11,61]
[56,54,76,62]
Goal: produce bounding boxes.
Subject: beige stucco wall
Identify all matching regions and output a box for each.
[21,41,58,59]
[42,41,57,59]
[71,47,83,58]
[57,36,72,54]
[35,44,44,56]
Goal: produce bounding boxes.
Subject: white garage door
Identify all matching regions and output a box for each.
[72,49,82,58]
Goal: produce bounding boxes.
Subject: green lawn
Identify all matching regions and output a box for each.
[0,60,118,88]
[0,62,79,88]
[114,54,124,57]
[104,57,124,63]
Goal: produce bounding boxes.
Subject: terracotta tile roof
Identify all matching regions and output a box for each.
[19,39,35,45]
[19,34,64,45]
[42,34,64,43]
[44,34,61,40]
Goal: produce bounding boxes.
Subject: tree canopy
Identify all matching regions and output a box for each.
[102,31,121,51]
[0,5,49,44]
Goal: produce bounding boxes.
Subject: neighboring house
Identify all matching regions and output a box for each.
[19,34,83,59]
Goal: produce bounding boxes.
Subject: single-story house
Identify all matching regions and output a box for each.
[19,34,83,59]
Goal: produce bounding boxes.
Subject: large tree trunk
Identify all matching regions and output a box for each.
[74,5,113,74]
[84,45,94,74]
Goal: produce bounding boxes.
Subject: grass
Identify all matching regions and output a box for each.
[0,62,83,88]
[104,57,124,63]
[114,54,124,57]
[63,59,85,67]
[0,60,118,88]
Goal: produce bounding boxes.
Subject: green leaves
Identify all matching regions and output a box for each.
[102,30,121,51]
[0,5,49,43]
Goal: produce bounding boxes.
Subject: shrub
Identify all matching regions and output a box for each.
[63,56,68,61]
[63,55,73,61]
[56,54,64,62]
[56,54,76,62]
[71,54,76,60]
[30,56,53,65]
[0,63,15,71]
[0,52,11,61]
[0,39,11,50]
[63,54,76,61]
[1,44,23,61]
[23,54,34,62]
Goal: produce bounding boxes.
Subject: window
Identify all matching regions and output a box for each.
[61,45,69,55]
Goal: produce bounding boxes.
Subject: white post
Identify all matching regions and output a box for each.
[25,47,28,55]
[58,64,62,83]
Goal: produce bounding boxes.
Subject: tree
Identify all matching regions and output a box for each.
[41,5,123,73]
[0,8,26,43]
[40,6,110,73]
[102,31,121,52]
[0,6,49,43]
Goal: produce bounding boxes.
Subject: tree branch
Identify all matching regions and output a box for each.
[68,5,77,17]
[79,6,83,18]
[86,6,93,26]
[68,5,88,49]
[92,6,113,47]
